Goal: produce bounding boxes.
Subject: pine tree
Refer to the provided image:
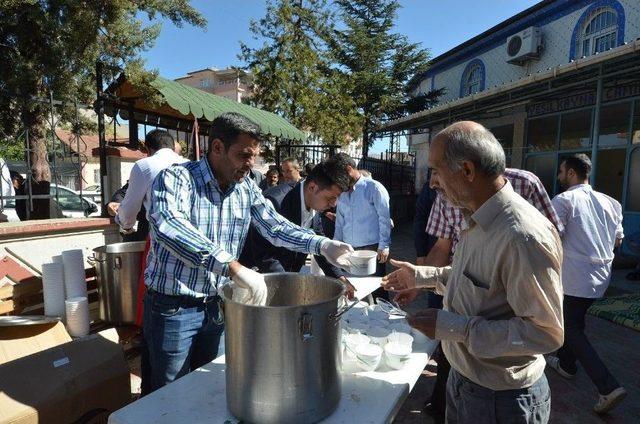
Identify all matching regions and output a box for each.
[0,1,205,218]
[240,0,361,146]
[331,0,435,156]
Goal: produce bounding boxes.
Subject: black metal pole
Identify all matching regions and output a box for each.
[129,102,139,150]
[96,61,108,216]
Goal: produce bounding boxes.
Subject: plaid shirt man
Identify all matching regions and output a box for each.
[146,158,325,297]
[426,168,562,252]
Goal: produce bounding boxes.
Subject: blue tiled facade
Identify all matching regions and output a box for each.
[416,0,639,104]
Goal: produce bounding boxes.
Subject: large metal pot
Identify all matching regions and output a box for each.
[91,241,147,325]
[222,273,349,424]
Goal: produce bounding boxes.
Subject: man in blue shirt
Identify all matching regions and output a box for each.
[144,113,353,392]
[332,154,391,294]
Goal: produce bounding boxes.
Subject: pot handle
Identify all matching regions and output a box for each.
[87,254,104,265]
[299,313,313,341]
[329,297,361,323]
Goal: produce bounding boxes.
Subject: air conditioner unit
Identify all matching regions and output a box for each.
[506,27,543,65]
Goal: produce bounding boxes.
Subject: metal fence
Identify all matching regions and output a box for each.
[272,142,415,195]
[0,92,120,221]
[274,143,339,168]
[355,151,415,195]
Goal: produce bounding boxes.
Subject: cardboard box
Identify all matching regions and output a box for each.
[0,317,131,423]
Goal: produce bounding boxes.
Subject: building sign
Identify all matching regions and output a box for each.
[603,83,640,102]
[528,91,596,117]
[528,82,640,117]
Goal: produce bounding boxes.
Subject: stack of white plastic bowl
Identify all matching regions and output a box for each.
[344,332,370,359]
[42,262,66,319]
[384,342,412,370]
[65,296,90,337]
[355,343,383,371]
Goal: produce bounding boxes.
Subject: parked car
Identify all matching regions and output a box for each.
[1,184,100,221]
[78,184,102,204]
[83,184,101,193]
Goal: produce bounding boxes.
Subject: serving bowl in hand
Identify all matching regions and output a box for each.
[347,250,378,276]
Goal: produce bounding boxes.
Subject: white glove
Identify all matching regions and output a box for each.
[320,239,354,271]
[230,266,267,306]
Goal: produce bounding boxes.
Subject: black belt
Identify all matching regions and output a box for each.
[147,288,219,307]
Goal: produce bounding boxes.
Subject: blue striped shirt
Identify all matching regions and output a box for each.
[146,158,325,297]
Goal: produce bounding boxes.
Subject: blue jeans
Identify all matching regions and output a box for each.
[557,295,620,395]
[143,290,224,393]
[446,369,550,424]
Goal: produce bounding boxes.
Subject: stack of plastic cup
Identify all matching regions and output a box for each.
[42,262,66,319]
[65,296,90,337]
[62,249,87,299]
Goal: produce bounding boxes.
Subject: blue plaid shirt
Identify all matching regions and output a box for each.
[146,158,325,297]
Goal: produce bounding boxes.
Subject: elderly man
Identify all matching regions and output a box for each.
[281,157,301,184]
[546,154,626,414]
[144,113,353,393]
[406,168,562,421]
[383,121,563,424]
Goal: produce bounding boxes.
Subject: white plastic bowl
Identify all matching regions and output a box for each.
[355,343,383,371]
[384,342,412,370]
[344,333,371,358]
[348,250,378,276]
[388,331,414,347]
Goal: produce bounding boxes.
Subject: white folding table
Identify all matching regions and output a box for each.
[109,277,437,424]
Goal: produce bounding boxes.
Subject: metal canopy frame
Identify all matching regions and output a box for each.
[95,66,305,214]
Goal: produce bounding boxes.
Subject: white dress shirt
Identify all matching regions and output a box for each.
[552,184,624,298]
[116,148,187,230]
[299,180,315,228]
[1,158,14,207]
[334,175,391,249]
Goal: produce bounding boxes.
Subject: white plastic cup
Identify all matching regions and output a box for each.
[62,249,87,299]
[65,296,90,337]
[42,263,66,319]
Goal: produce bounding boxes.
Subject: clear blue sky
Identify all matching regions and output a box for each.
[141,0,540,151]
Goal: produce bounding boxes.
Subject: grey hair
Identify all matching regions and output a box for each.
[282,157,300,169]
[437,124,506,177]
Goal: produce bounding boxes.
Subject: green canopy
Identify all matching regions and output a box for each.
[110,75,307,142]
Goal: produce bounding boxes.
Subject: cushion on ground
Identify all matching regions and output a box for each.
[588,294,640,332]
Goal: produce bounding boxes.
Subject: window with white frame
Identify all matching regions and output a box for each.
[579,8,618,57]
[464,65,482,96]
